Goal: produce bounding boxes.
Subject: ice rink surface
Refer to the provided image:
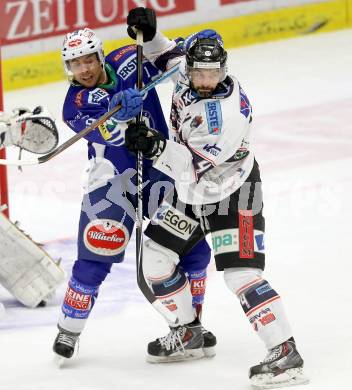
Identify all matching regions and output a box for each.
[1,28,352,389]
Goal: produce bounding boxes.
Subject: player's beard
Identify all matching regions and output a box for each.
[196,88,214,98]
[192,84,216,98]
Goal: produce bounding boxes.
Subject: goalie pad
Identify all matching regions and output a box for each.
[0,212,66,308]
[0,106,59,154]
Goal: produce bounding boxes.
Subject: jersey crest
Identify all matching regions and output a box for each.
[88,88,109,104]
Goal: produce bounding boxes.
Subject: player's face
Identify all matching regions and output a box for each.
[189,68,221,97]
[69,53,105,87]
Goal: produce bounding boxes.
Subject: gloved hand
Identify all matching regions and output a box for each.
[0,106,58,153]
[183,29,223,51]
[125,121,166,160]
[0,107,33,149]
[109,88,143,122]
[127,7,157,42]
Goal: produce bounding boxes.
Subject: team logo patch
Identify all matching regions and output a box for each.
[212,228,264,256]
[239,86,251,118]
[203,143,221,157]
[74,90,84,107]
[152,204,199,240]
[191,278,206,296]
[255,283,272,295]
[117,55,137,80]
[64,286,92,310]
[212,228,239,255]
[88,88,109,104]
[83,219,129,256]
[68,39,82,47]
[239,211,254,259]
[255,233,265,251]
[190,115,203,129]
[98,123,112,140]
[113,45,135,62]
[205,101,222,134]
[162,299,177,312]
[97,117,119,141]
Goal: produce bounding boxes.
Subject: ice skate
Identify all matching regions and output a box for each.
[249,338,309,389]
[147,319,204,363]
[53,326,80,366]
[202,326,217,357]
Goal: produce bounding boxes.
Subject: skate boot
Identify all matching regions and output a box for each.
[53,326,80,360]
[202,326,217,357]
[249,338,309,389]
[147,319,204,363]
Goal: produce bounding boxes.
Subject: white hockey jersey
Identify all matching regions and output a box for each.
[152,59,254,205]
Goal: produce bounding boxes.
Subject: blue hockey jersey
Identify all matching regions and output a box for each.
[62,45,170,193]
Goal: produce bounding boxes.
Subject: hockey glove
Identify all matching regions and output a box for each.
[127,7,157,42]
[109,88,143,122]
[125,121,166,160]
[0,106,58,154]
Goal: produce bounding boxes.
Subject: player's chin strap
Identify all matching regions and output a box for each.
[0,65,179,167]
[133,29,178,327]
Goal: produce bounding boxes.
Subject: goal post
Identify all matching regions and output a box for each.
[0,44,9,218]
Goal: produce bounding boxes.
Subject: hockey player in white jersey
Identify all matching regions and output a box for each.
[125,7,308,389]
[0,107,65,311]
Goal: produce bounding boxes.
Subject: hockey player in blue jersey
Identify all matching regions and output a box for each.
[52,27,216,361]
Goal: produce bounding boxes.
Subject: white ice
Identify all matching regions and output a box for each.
[1,28,352,390]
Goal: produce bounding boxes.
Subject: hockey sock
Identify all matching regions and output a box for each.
[151,266,195,326]
[187,269,207,311]
[224,268,293,349]
[58,276,99,334]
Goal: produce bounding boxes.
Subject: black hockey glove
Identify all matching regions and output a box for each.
[125,121,166,160]
[127,7,157,42]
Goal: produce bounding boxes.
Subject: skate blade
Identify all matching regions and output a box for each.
[251,367,310,389]
[203,346,216,358]
[53,354,69,368]
[147,348,205,363]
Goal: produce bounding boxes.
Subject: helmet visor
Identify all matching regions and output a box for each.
[187,66,226,84]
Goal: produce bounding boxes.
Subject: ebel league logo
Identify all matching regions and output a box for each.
[205,101,222,134]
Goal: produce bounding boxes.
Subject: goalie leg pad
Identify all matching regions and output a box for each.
[0,212,65,308]
[224,267,293,349]
[144,239,195,325]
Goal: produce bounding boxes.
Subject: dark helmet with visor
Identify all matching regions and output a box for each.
[185,37,227,96]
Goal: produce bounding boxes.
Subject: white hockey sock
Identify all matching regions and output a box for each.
[150,266,196,326]
[143,239,195,326]
[224,268,293,349]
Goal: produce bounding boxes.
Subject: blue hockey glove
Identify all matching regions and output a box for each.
[125,121,166,160]
[183,29,223,51]
[109,88,143,122]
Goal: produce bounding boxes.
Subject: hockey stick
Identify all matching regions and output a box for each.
[134,30,178,326]
[0,64,179,167]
